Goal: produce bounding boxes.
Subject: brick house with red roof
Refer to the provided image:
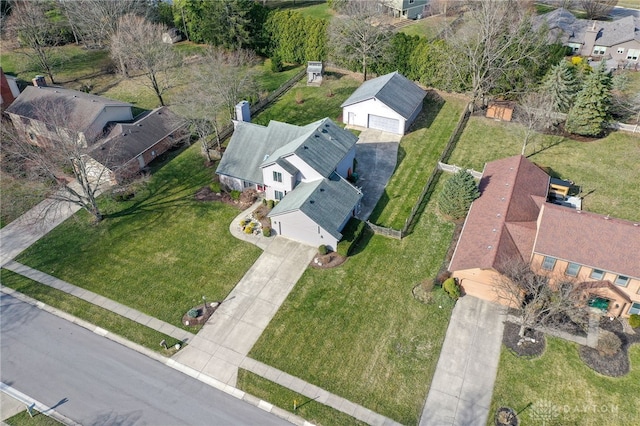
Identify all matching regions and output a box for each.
[449,155,640,318]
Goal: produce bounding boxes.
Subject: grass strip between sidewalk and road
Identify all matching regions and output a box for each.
[3,409,63,426]
[237,369,366,426]
[1,269,182,357]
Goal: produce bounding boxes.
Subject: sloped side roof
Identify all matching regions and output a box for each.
[262,118,358,178]
[449,155,549,272]
[89,107,185,169]
[5,86,132,133]
[534,203,640,279]
[216,120,309,184]
[341,72,426,119]
[269,173,362,240]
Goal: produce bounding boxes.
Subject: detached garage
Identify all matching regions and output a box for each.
[341,72,426,135]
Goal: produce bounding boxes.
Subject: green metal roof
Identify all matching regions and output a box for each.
[269,173,362,240]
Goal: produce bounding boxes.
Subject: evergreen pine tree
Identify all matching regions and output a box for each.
[438,170,480,221]
[541,59,579,113]
[565,62,612,137]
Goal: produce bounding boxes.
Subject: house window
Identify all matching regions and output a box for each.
[627,49,639,60]
[568,43,581,53]
[274,190,284,200]
[629,302,640,315]
[542,256,556,271]
[273,171,282,183]
[590,269,605,280]
[565,262,581,277]
[614,275,629,287]
[593,46,606,55]
[617,48,625,54]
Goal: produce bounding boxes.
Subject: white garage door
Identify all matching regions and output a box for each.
[368,114,400,133]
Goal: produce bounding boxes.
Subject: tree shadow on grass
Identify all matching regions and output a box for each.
[414,91,445,131]
[347,225,374,257]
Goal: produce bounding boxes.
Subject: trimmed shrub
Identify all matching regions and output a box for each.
[262,226,271,237]
[267,199,275,209]
[244,224,254,234]
[230,190,241,201]
[443,278,461,300]
[270,54,283,72]
[262,198,267,206]
[318,244,328,255]
[337,218,366,257]
[210,181,221,193]
[629,314,640,329]
[187,308,199,318]
[240,218,249,227]
[597,330,621,356]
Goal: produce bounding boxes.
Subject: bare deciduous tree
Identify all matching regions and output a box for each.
[1,99,121,223]
[329,0,393,81]
[111,14,178,106]
[200,47,260,121]
[579,0,618,19]
[444,0,548,110]
[61,0,150,48]
[5,0,61,84]
[514,91,557,155]
[494,259,588,338]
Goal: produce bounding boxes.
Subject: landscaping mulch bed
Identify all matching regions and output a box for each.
[310,252,347,269]
[181,302,219,327]
[194,187,257,210]
[578,317,640,377]
[502,322,546,358]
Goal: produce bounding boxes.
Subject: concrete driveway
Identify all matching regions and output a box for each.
[171,236,317,387]
[353,128,401,221]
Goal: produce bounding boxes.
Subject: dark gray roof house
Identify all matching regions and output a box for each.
[5,85,133,145]
[341,72,426,134]
[537,8,640,64]
[88,107,186,182]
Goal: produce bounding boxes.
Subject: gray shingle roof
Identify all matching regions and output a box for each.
[537,8,640,46]
[216,120,309,184]
[340,72,426,119]
[262,118,358,178]
[269,172,362,240]
[5,86,132,134]
[89,107,185,169]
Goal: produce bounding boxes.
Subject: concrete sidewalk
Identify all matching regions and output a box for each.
[172,236,317,387]
[0,197,80,267]
[2,261,195,344]
[420,296,506,426]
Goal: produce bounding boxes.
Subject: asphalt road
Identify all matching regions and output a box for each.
[0,293,290,426]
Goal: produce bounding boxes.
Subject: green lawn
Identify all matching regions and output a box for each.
[368,93,467,230]
[3,410,62,426]
[266,0,333,20]
[400,15,456,39]
[448,117,640,221]
[247,176,456,425]
[253,71,361,126]
[237,370,366,426]
[16,144,261,329]
[491,338,640,426]
[0,269,182,355]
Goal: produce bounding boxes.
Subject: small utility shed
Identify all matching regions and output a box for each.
[341,71,426,135]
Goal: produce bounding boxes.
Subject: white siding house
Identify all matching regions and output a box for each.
[341,72,426,135]
[217,118,362,248]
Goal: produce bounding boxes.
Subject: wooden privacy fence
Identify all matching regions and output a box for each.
[399,103,472,237]
[437,162,483,179]
[365,221,402,240]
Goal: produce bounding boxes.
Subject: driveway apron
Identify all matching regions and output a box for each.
[172,237,317,387]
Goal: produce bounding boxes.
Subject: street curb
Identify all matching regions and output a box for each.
[0,383,80,426]
[0,286,313,426]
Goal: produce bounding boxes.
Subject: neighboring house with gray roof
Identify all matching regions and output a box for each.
[216,117,362,249]
[341,71,426,134]
[87,107,187,183]
[538,8,640,64]
[5,85,133,147]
